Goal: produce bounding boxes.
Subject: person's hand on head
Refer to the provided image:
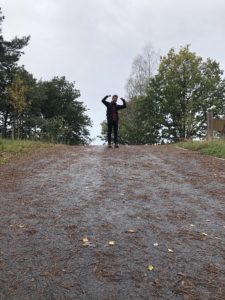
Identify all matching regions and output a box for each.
[107,95,111,98]
[120,97,125,101]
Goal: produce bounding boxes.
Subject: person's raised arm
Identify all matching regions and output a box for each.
[102,95,111,106]
[118,97,126,109]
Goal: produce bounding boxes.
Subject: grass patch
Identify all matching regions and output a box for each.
[0,139,52,164]
[177,139,225,159]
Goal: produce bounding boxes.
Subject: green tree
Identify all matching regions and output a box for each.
[40,76,92,144]
[0,7,30,137]
[8,67,44,140]
[118,95,161,144]
[20,70,46,140]
[8,72,29,139]
[151,45,225,141]
[102,45,225,144]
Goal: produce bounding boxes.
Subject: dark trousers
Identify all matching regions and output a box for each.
[107,120,118,145]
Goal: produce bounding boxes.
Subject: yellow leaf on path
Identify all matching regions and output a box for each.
[127,229,136,233]
[190,224,195,227]
[108,240,116,246]
[148,265,154,271]
[82,237,90,246]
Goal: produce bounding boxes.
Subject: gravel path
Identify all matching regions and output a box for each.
[0,145,225,300]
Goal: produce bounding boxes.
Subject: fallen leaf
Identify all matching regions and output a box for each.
[127,229,136,233]
[18,224,25,228]
[153,243,159,247]
[190,224,195,227]
[108,240,116,246]
[201,233,208,237]
[82,237,90,246]
[83,242,89,247]
[181,280,185,286]
[168,249,174,253]
[148,264,155,271]
[61,283,74,289]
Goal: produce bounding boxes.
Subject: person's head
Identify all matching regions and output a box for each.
[112,94,118,104]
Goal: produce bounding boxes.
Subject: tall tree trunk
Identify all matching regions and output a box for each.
[17,117,20,139]
[3,111,9,138]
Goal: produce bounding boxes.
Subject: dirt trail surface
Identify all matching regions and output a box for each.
[0,145,225,300]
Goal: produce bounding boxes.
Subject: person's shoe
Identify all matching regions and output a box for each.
[108,144,112,148]
[114,144,119,148]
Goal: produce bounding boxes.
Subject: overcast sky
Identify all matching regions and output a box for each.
[1,0,225,144]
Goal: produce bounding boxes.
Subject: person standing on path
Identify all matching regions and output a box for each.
[102,94,126,148]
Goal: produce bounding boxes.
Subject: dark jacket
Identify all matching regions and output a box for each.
[102,96,126,122]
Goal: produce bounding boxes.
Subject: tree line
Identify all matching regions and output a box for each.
[0,8,92,145]
[102,44,225,144]
[2,6,224,146]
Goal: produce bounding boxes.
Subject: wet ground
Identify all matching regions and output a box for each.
[0,145,225,300]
